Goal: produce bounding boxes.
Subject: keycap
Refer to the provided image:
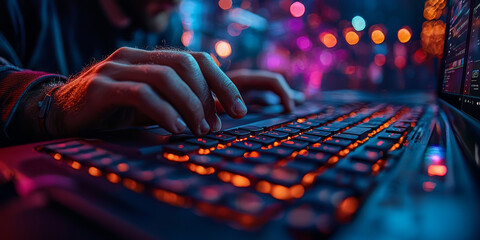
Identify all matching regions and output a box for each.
[275,127,301,135]
[123,163,175,183]
[315,169,373,194]
[285,160,320,174]
[286,123,311,130]
[300,184,354,209]
[323,138,352,148]
[302,120,322,128]
[225,129,251,138]
[305,130,330,137]
[206,133,236,143]
[261,131,289,139]
[224,191,279,215]
[186,138,219,148]
[212,148,246,158]
[89,154,124,168]
[239,126,264,134]
[349,150,382,163]
[71,149,109,162]
[377,132,402,141]
[105,159,146,175]
[334,133,360,140]
[56,145,96,156]
[334,160,372,175]
[281,140,309,150]
[259,147,295,158]
[317,126,341,133]
[386,127,407,133]
[44,141,83,151]
[393,122,411,128]
[163,143,199,155]
[364,139,394,153]
[244,152,278,164]
[262,167,303,187]
[190,155,224,167]
[309,144,343,155]
[294,134,322,143]
[326,122,350,129]
[342,127,371,138]
[296,151,331,165]
[231,141,262,151]
[248,135,276,146]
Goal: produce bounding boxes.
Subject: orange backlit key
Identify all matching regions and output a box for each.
[231,141,262,151]
[163,143,200,155]
[262,131,289,139]
[259,147,295,158]
[280,140,309,150]
[349,150,382,163]
[212,148,246,159]
[186,138,219,148]
[294,134,322,143]
[296,151,331,165]
[286,123,311,130]
[248,135,276,145]
[323,138,352,148]
[305,129,330,137]
[309,144,343,155]
[377,132,402,141]
[364,139,394,153]
[275,127,301,135]
[206,133,236,143]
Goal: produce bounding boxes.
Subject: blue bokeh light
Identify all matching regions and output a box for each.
[352,16,366,31]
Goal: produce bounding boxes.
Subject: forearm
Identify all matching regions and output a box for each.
[8,80,65,141]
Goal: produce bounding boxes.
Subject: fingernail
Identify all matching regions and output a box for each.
[211,114,222,132]
[199,119,210,135]
[232,98,247,116]
[175,118,187,133]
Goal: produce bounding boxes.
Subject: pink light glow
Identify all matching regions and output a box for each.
[296,36,312,51]
[290,2,305,18]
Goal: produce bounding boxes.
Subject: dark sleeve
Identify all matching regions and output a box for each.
[0,58,66,142]
[0,0,67,143]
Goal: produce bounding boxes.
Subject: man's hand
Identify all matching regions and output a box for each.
[44,48,303,137]
[48,47,247,136]
[227,69,305,112]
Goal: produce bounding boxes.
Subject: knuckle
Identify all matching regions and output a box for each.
[110,47,133,59]
[95,61,115,72]
[157,65,176,78]
[174,52,197,71]
[194,51,211,61]
[134,83,153,98]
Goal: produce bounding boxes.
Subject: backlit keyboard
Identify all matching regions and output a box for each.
[36,103,424,234]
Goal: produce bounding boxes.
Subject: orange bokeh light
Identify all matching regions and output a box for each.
[320,33,337,48]
[215,40,232,58]
[398,28,412,43]
[218,0,232,10]
[345,31,360,45]
[371,30,385,44]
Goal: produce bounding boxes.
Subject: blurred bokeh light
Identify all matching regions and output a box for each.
[178,0,444,95]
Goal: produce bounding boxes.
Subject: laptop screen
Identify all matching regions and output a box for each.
[441,0,480,120]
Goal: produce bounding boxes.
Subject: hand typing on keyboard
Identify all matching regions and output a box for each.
[22,47,302,138]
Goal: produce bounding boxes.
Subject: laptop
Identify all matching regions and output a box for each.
[1,0,480,239]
